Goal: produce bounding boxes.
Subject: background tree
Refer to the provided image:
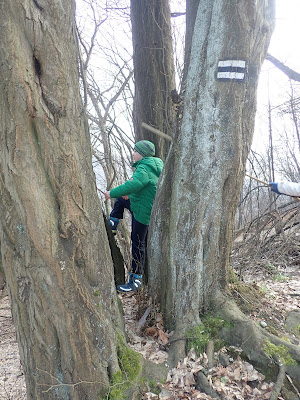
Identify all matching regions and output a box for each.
[130,0,176,159]
[148,0,299,375]
[266,54,300,82]
[0,1,126,398]
[76,0,134,196]
[240,78,300,226]
[76,0,135,277]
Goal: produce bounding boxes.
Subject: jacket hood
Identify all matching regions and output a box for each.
[133,157,163,177]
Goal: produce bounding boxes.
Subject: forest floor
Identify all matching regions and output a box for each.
[0,264,299,400]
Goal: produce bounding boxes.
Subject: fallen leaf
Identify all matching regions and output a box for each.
[158,329,169,345]
[145,326,158,337]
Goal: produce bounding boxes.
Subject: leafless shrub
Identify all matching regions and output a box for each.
[232,200,300,280]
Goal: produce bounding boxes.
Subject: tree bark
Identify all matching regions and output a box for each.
[131,0,176,159]
[0,250,5,291]
[0,1,124,399]
[148,0,275,352]
[182,0,200,87]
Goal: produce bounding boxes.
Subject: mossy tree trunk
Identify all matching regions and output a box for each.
[0,1,124,399]
[148,0,276,358]
[130,0,176,160]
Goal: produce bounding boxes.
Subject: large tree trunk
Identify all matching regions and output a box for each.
[0,1,124,399]
[131,0,175,159]
[148,0,275,350]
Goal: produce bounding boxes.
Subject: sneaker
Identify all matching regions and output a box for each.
[117,273,143,293]
[108,217,119,234]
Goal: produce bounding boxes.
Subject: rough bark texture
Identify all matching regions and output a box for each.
[131,0,175,160]
[0,251,5,290]
[0,1,124,399]
[148,0,275,339]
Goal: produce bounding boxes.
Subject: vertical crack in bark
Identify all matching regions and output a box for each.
[32,51,66,123]
[33,0,44,12]
[33,54,42,79]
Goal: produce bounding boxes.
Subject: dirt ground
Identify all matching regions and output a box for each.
[0,268,299,400]
[0,292,26,400]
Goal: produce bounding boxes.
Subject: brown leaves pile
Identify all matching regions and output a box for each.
[119,292,287,400]
[144,348,275,399]
[145,313,171,346]
[211,358,273,399]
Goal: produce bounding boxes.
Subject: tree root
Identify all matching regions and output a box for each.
[207,340,214,369]
[167,326,187,368]
[195,371,220,399]
[213,291,300,385]
[163,290,299,399]
[270,365,286,400]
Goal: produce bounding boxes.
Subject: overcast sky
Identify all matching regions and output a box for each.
[254,0,300,152]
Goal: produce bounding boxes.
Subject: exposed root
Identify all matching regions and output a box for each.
[195,370,220,399]
[206,340,214,369]
[270,364,286,400]
[213,290,300,384]
[167,325,187,368]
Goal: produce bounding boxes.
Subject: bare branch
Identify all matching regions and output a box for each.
[266,54,300,82]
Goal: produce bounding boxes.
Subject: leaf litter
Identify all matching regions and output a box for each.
[0,271,299,399]
[120,272,299,400]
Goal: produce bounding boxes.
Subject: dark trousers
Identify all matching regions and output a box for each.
[110,198,148,275]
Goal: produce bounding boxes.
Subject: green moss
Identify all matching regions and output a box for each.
[108,370,125,400]
[117,344,142,383]
[186,325,210,354]
[266,325,279,336]
[186,315,228,354]
[293,324,300,338]
[271,274,288,282]
[263,339,296,366]
[148,379,160,395]
[228,267,239,284]
[202,315,229,337]
[101,333,143,400]
[93,289,100,296]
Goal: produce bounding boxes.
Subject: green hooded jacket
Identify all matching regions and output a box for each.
[110,157,164,225]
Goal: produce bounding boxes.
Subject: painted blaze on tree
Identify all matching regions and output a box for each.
[148,0,275,359]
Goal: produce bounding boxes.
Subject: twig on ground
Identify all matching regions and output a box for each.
[137,306,151,332]
[286,373,300,398]
[233,289,250,304]
[206,340,214,370]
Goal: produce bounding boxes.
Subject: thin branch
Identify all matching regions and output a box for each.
[266,54,300,82]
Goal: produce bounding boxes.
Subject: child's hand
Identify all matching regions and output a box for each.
[122,195,129,200]
[104,191,111,200]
